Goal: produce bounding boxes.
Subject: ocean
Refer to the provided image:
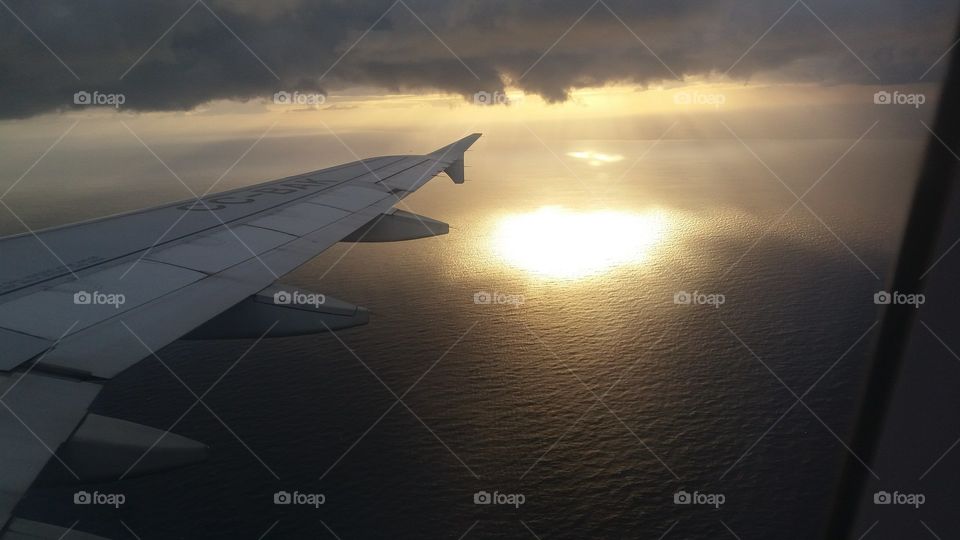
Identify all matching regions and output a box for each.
[2,129,924,538]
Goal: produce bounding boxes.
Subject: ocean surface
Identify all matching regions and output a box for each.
[2,131,926,538]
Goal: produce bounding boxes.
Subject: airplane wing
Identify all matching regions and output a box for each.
[0,133,481,538]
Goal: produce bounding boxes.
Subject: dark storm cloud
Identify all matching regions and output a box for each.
[0,0,955,118]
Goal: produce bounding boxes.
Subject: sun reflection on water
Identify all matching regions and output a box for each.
[492,206,670,279]
[566,150,624,166]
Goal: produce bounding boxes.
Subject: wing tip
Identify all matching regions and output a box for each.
[429,133,482,158]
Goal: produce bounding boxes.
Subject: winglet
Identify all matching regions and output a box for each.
[429,133,482,158]
[429,133,481,184]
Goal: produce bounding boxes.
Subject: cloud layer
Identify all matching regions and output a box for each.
[0,0,956,118]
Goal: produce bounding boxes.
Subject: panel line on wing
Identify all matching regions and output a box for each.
[0,157,417,297]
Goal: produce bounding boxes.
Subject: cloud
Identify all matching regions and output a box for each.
[0,0,955,118]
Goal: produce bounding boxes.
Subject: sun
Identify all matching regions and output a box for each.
[492,206,669,279]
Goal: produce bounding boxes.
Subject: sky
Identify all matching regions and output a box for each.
[0,0,956,228]
[0,0,956,119]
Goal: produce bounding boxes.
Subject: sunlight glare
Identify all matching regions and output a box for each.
[493,207,669,279]
[567,150,624,166]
